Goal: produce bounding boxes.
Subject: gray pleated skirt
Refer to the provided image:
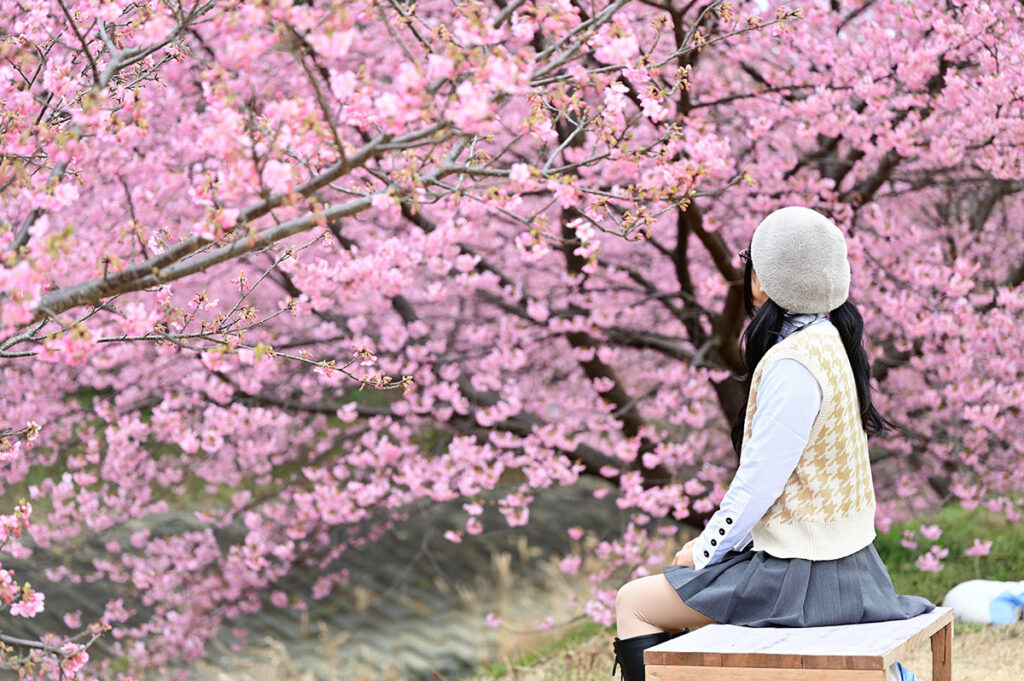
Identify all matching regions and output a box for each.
[663,543,934,627]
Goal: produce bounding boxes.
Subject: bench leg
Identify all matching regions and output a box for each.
[930,622,952,681]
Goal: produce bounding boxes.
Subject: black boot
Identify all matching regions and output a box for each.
[611,631,671,681]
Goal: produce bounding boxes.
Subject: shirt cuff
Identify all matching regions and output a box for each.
[691,487,752,570]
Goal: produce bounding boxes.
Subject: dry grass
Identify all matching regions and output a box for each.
[898,620,1024,681]
[465,627,611,681]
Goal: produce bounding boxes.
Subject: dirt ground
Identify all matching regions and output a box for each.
[898,619,1024,681]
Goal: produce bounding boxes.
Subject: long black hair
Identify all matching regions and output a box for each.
[729,257,894,456]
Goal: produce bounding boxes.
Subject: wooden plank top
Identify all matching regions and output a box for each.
[645,607,953,671]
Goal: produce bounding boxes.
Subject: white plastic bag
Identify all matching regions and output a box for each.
[941,579,1024,625]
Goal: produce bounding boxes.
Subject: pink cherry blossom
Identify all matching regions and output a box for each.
[919,524,942,541]
[60,644,89,678]
[915,545,950,573]
[592,22,640,66]
[559,555,582,576]
[914,552,944,573]
[445,81,498,134]
[10,587,44,617]
[964,538,992,557]
[509,163,533,186]
[117,303,157,336]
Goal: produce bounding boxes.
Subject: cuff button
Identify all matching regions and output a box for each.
[719,528,726,536]
[710,539,717,546]
[726,518,733,524]
[703,550,710,557]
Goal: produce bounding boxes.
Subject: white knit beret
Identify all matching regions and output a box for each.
[750,206,851,314]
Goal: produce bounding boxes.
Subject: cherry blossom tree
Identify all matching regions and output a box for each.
[2,0,1023,677]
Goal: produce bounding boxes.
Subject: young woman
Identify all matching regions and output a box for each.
[611,207,934,681]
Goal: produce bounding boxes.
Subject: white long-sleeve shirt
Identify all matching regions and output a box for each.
[691,313,828,570]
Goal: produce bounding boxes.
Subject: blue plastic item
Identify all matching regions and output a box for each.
[990,590,1024,625]
[887,661,919,681]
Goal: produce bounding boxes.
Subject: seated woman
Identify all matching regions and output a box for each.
[611,207,934,681]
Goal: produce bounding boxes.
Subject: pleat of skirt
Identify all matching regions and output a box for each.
[662,542,934,627]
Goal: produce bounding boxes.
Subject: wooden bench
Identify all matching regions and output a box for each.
[644,606,953,681]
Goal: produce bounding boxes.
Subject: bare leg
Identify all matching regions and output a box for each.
[615,574,716,638]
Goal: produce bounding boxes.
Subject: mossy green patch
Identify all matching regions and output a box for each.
[876,505,1024,604]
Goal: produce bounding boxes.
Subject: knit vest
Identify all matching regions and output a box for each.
[745,322,877,560]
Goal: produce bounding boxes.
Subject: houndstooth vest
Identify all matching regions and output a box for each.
[746,322,877,560]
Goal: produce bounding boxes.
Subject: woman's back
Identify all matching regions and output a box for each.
[747,321,876,561]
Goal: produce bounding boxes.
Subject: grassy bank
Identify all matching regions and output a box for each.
[473,620,610,680]
[876,505,1024,604]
